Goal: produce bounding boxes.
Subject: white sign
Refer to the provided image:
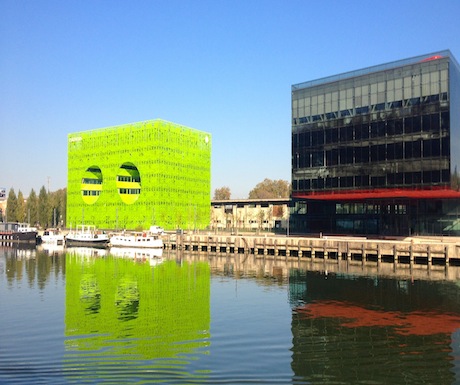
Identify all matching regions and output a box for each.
[0,188,6,200]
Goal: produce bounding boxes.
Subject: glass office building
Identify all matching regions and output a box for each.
[291,51,460,235]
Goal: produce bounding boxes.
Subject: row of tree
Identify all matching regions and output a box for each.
[2,187,67,229]
[213,179,290,200]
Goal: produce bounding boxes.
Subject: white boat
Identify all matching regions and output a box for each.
[41,228,65,245]
[148,225,165,235]
[110,227,163,249]
[65,225,110,248]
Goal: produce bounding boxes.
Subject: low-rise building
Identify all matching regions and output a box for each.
[211,198,290,232]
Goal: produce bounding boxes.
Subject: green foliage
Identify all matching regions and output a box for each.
[6,188,18,222]
[213,186,231,200]
[3,187,66,227]
[248,179,291,199]
[17,190,26,222]
[49,188,67,227]
[38,186,50,227]
[26,189,39,226]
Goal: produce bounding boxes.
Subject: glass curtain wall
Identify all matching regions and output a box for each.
[292,52,454,195]
[291,51,460,236]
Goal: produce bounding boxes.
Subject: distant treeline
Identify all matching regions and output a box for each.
[2,187,66,228]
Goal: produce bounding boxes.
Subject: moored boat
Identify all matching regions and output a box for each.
[148,225,165,235]
[0,222,38,244]
[41,228,65,245]
[65,225,109,248]
[110,227,163,248]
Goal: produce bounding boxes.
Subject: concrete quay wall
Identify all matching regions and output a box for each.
[163,233,460,269]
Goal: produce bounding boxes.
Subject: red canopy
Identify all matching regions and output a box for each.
[292,188,460,201]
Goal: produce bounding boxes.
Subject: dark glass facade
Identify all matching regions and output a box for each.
[291,51,460,236]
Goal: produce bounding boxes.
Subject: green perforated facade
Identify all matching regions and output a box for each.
[67,119,211,230]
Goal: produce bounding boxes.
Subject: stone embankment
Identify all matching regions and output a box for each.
[162,232,460,281]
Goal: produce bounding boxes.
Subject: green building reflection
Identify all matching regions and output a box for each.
[64,253,211,382]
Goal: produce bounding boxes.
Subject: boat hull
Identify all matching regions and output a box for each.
[65,224,110,248]
[0,231,38,244]
[65,238,109,248]
[0,223,38,244]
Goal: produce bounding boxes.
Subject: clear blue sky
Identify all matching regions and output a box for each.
[1,0,460,199]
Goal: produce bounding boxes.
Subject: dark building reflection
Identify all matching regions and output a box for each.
[289,270,460,383]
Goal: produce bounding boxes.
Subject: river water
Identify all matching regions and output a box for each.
[1,244,460,384]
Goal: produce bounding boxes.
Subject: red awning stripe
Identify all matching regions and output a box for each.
[292,188,460,201]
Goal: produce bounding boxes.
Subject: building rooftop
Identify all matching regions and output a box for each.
[292,50,458,91]
[68,119,209,138]
[212,198,290,205]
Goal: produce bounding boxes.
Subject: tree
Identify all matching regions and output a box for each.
[214,186,231,200]
[38,186,49,228]
[16,190,26,222]
[49,188,67,227]
[26,189,39,226]
[6,188,18,222]
[257,209,265,230]
[273,204,285,218]
[248,179,290,199]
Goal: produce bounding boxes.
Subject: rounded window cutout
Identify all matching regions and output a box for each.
[81,166,103,204]
[117,162,141,204]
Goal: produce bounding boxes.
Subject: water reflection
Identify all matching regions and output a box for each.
[79,273,101,315]
[1,244,65,289]
[64,249,211,383]
[115,276,140,321]
[38,243,65,257]
[66,246,108,258]
[289,270,460,384]
[2,244,460,384]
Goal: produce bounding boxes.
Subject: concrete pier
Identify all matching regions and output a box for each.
[162,232,460,281]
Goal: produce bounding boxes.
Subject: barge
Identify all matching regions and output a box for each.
[0,222,38,243]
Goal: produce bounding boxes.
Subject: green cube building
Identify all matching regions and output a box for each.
[67,119,211,230]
